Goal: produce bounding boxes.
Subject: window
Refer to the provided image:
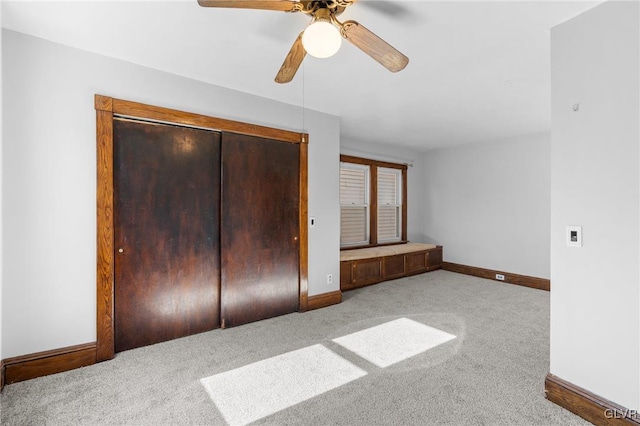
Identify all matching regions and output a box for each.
[340,162,370,246]
[377,167,402,243]
[340,155,407,248]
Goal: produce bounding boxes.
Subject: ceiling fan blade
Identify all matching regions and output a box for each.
[197,0,300,12]
[275,32,306,84]
[340,20,409,73]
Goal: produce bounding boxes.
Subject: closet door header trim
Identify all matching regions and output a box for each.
[95,95,308,144]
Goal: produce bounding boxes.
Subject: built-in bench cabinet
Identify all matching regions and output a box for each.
[340,243,443,291]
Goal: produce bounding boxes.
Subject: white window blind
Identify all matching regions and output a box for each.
[340,163,370,246]
[377,167,402,242]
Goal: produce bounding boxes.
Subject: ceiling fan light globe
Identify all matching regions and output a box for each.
[302,21,342,58]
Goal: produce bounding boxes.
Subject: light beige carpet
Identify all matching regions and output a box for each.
[0,270,590,425]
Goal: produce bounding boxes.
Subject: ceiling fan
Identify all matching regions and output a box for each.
[197,0,409,83]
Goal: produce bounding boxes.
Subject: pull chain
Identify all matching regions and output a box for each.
[302,60,305,134]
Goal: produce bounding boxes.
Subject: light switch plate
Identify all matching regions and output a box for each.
[567,225,582,247]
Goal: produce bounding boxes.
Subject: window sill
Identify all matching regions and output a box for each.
[340,240,408,251]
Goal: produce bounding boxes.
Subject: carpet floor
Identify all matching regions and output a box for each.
[0,270,589,425]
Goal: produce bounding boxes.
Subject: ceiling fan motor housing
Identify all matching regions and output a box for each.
[196,0,408,83]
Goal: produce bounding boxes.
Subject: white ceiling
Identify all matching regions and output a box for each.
[2,0,601,150]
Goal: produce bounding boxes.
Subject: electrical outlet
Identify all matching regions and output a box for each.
[495,274,505,281]
[327,274,333,284]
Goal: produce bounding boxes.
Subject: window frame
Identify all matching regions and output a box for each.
[339,154,407,249]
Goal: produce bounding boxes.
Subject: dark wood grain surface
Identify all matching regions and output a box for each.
[427,248,443,269]
[97,95,308,357]
[220,132,300,327]
[114,119,221,352]
[406,252,427,273]
[353,258,384,286]
[384,254,406,279]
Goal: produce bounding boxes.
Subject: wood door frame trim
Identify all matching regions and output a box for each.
[299,140,309,312]
[95,95,309,361]
[108,97,303,144]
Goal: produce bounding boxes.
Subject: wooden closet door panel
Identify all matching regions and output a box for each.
[114,119,221,352]
[221,133,299,327]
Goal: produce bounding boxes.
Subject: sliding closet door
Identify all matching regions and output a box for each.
[221,133,300,327]
[114,119,221,352]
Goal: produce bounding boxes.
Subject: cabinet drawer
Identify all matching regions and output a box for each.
[353,258,384,286]
[427,248,443,269]
[406,251,428,273]
[384,254,406,279]
[340,261,354,289]
[340,245,443,291]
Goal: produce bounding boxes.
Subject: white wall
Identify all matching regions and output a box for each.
[340,138,428,243]
[550,0,640,410]
[0,3,4,363]
[422,133,551,279]
[1,30,340,359]
[308,112,341,297]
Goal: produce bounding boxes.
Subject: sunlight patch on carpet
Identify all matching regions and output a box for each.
[333,317,456,368]
[200,344,366,425]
